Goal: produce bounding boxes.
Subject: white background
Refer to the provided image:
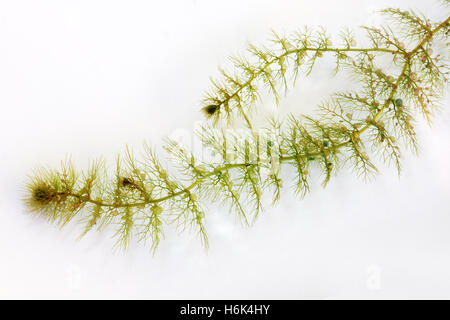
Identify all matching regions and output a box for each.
[0,0,449,299]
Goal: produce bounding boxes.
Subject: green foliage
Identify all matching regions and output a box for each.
[24,5,450,254]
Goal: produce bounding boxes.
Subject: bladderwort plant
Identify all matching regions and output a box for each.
[25,5,450,254]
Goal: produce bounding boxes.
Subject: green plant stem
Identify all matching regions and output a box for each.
[219,46,402,128]
[60,17,450,212]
